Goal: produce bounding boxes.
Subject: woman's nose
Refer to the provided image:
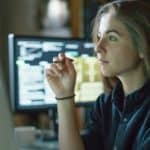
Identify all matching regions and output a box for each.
[95,38,106,53]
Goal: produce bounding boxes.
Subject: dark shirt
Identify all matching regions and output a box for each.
[82,81,150,150]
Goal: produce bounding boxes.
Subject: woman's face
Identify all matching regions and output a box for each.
[95,12,142,77]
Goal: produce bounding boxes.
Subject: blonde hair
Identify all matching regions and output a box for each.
[92,0,150,92]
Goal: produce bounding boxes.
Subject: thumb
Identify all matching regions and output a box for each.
[65,57,76,75]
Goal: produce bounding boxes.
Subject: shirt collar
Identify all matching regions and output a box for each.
[111,80,150,116]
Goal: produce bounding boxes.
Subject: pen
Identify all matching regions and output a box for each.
[53,58,74,64]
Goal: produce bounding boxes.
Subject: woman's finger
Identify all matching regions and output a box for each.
[46,68,57,78]
[50,63,63,77]
[58,53,65,61]
[53,56,64,70]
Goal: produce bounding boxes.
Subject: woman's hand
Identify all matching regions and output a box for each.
[46,53,76,98]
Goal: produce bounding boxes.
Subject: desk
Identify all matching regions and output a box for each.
[20,140,59,150]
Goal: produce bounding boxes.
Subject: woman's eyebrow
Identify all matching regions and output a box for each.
[106,29,121,36]
[98,29,121,37]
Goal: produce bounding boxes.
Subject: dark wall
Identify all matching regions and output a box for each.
[0,0,38,89]
[0,0,10,81]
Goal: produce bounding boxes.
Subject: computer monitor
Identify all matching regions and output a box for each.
[8,34,103,112]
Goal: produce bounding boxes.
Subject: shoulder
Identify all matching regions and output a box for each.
[141,111,150,149]
[135,110,150,150]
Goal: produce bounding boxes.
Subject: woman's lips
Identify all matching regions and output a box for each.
[98,58,109,64]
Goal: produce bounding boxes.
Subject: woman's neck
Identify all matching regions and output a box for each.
[118,62,148,96]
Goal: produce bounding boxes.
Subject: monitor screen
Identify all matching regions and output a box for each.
[8,34,103,111]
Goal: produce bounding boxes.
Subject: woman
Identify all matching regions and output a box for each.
[46,0,150,150]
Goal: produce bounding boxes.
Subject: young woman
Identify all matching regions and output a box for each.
[46,0,150,150]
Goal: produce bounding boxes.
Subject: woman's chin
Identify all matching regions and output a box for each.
[101,69,116,77]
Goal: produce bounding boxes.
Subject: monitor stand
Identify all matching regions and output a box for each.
[37,108,58,142]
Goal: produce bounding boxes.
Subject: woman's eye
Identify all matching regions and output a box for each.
[108,35,118,42]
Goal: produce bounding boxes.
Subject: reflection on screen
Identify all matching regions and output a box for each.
[11,36,104,109]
